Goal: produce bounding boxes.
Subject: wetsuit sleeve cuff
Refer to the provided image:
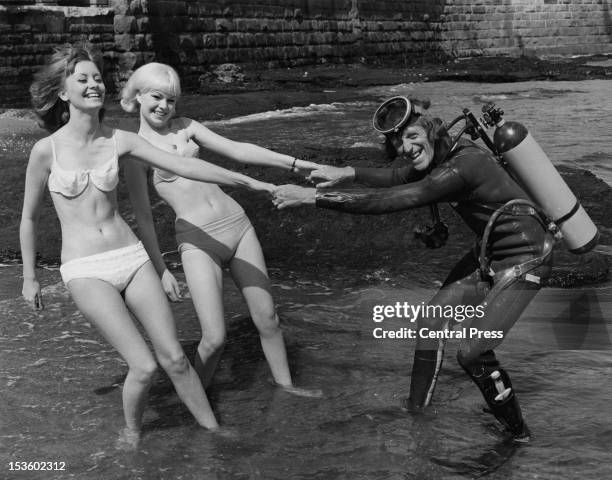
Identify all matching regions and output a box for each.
[315,188,354,209]
[315,189,333,208]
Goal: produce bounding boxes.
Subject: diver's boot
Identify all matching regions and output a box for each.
[402,347,445,411]
[458,350,531,442]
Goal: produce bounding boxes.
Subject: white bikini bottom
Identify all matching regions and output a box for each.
[60,241,150,291]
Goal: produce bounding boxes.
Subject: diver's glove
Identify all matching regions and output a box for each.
[414,221,449,249]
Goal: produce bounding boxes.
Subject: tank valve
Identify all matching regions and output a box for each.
[481,102,504,127]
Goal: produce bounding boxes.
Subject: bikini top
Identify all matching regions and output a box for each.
[47,133,119,198]
[150,134,200,185]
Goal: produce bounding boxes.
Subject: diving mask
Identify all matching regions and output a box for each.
[372,96,418,134]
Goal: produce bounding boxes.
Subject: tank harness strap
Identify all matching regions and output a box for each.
[480,234,553,304]
[476,198,556,302]
[491,249,549,285]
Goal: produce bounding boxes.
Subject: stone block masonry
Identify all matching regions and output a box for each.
[440,0,612,57]
[0,4,115,106]
[1,0,611,106]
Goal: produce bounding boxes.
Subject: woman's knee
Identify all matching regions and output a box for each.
[253,309,280,338]
[198,330,226,354]
[157,348,190,376]
[127,360,158,385]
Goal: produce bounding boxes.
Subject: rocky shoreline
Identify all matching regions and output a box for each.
[0,54,610,287]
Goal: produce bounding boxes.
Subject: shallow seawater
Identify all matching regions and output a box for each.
[2,79,612,479]
[1,264,612,480]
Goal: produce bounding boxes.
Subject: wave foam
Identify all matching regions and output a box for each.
[208,101,376,125]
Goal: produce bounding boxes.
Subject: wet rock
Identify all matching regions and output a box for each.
[213,63,245,83]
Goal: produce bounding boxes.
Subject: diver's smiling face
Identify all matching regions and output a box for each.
[138,90,177,128]
[396,125,434,170]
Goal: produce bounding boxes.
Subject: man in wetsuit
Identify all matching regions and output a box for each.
[272,97,554,441]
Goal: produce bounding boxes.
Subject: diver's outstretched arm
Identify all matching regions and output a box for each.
[308,165,418,188]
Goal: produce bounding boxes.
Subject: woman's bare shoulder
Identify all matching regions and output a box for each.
[172,116,197,133]
[28,136,53,168]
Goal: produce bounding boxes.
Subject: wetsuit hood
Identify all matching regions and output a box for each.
[431,123,454,169]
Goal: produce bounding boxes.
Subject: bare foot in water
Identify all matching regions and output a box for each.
[279,384,323,398]
[209,425,240,440]
[115,428,141,451]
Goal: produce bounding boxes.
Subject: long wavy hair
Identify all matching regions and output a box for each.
[120,62,181,114]
[30,44,105,132]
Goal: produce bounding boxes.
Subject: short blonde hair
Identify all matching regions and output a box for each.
[120,62,181,113]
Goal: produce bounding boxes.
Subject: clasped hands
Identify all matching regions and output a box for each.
[270,164,355,209]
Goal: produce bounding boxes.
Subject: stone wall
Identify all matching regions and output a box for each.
[1,0,611,106]
[0,4,115,106]
[110,0,446,89]
[441,0,612,57]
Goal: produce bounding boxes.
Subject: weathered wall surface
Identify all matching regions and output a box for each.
[441,0,612,57]
[0,4,115,105]
[109,0,446,91]
[1,0,611,106]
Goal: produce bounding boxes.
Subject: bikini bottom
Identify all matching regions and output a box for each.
[175,210,253,266]
[60,241,150,291]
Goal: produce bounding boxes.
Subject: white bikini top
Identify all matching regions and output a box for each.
[47,133,119,198]
[149,134,200,185]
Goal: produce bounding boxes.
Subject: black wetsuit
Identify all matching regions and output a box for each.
[315,139,553,437]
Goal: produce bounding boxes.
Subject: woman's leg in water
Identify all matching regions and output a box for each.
[123,262,218,430]
[180,248,226,389]
[230,228,321,397]
[68,277,159,447]
[230,228,290,385]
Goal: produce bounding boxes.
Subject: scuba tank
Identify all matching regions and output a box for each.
[451,103,599,254]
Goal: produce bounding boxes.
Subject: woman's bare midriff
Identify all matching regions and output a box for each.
[155,177,245,226]
[51,190,140,264]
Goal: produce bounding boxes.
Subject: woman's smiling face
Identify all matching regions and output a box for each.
[138,90,177,128]
[60,60,106,111]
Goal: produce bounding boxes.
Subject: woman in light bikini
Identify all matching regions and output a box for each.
[121,62,321,397]
[20,45,277,447]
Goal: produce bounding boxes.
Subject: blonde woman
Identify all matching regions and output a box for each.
[121,62,321,398]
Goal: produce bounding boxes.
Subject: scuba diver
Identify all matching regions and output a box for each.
[271,96,599,441]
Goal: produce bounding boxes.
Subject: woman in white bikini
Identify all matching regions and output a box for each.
[20,45,276,447]
[120,63,321,397]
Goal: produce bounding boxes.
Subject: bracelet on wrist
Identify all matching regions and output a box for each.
[291,157,297,172]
